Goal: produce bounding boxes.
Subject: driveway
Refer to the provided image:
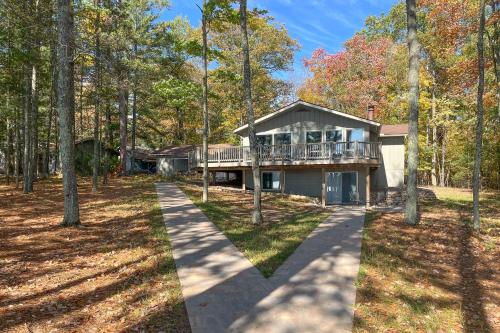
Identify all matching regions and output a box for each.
[156,183,365,333]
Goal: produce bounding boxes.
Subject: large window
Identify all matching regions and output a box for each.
[257,134,272,146]
[346,128,364,142]
[274,133,291,145]
[306,131,322,143]
[325,129,343,142]
[262,171,281,190]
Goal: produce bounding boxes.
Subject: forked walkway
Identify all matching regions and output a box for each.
[155,183,365,333]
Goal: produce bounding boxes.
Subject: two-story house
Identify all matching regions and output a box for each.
[188,100,407,206]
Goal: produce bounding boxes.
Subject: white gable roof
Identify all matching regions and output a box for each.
[233,100,381,134]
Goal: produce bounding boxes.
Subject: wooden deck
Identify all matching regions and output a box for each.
[189,142,381,169]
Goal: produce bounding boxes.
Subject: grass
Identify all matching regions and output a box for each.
[353,187,499,332]
[177,182,330,278]
[0,175,190,332]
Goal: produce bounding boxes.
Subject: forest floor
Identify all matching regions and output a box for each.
[0,175,190,333]
[353,187,500,332]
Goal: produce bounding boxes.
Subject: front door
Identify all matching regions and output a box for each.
[326,172,358,204]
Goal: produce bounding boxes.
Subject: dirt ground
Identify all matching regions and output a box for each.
[354,187,500,332]
[0,176,190,333]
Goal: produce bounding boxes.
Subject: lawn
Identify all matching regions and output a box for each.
[353,187,499,332]
[177,182,331,278]
[0,176,190,332]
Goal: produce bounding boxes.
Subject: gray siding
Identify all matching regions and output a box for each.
[285,169,322,197]
[373,136,405,188]
[243,167,367,202]
[157,157,188,176]
[240,106,374,146]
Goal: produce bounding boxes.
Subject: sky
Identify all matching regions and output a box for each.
[160,0,398,80]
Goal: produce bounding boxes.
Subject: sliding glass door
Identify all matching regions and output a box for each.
[326,172,358,204]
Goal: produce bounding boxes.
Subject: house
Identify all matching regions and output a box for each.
[188,100,408,206]
[155,145,193,176]
[125,147,157,174]
[155,144,235,177]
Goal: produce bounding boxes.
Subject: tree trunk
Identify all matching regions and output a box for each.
[31,63,39,182]
[57,0,80,226]
[130,42,138,175]
[14,107,20,188]
[103,101,111,185]
[42,86,53,179]
[119,85,128,176]
[431,77,438,186]
[440,121,447,187]
[473,0,486,231]
[6,117,12,185]
[404,0,420,225]
[201,0,209,203]
[92,0,101,192]
[240,0,262,225]
[23,70,33,193]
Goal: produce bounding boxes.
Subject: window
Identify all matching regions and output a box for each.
[306,131,322,143]
[262,171,281,190]
[257,134,272,146]
[325,129,343,142]
[346,128,364,142]
[274,133,291,145]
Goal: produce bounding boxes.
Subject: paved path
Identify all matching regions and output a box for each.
[156,183,365,333]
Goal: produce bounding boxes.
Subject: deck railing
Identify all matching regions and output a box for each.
[188,141,381,167]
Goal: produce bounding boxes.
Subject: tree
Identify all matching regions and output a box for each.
[473,0,486,230]
[57,0,80,226]
[404,0,420,225]
[239,0,262,225]
[201,0,209,203]
[92,0,102,192]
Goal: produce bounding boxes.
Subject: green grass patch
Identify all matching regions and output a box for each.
[179,183,330,278]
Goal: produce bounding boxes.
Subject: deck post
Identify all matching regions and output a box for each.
[242,169,246,191]
[280,168,285,194]
[321,168,326,207]
[366,167,371,208]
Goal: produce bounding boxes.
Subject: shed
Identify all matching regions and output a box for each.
[154,145,195,177]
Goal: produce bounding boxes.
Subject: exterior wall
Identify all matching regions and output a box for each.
[285,169,322,197]
[157,157,188,176]
[373,136,405,188]
[240,106,373,146]
[243,166,367,203]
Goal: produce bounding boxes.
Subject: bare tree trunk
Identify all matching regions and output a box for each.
[23,70,33,193]
[92,0,101,192]
[79,66,84,137]
[404,0,420,225]
[57,0,80,226]
[103,101,111,185]
[119,85,128,176]
[240,0,262,225]
[14,107,20,188]
[473,0,486,231]
[130,42,138,175]
[440,123,447,187]
[201,0,209,203]
[431,77,438,186]
[31,63,39,182]
[6,117,12,185]
[42,85,53,179]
